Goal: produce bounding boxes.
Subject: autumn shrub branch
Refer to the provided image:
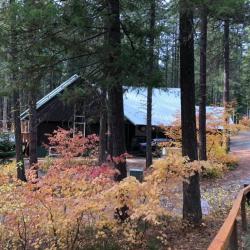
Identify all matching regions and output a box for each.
[0,128,230,249]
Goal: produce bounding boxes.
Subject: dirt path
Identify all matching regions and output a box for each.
[199,130,250,215]
[224,130,250,185]
[202,130,250,190]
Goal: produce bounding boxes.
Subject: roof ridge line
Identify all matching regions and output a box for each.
[20,74,80,120]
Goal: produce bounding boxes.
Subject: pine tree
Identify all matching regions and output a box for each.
[106,0,127,181]
[198,4,208,161]
[9,0,26,181]
[146,0,156,168]
[179,0,202,224]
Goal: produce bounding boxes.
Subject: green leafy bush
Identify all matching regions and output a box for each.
[0,133,15,159]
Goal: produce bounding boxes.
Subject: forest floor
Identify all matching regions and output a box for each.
[128,130,250,249]
[21,131,250,249]
[128,130,250,207]
[171,130,250,249]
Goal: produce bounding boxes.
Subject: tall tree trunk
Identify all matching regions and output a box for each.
[107,105,113,159]
[198,6,208,161]
[223,19,230,152]
[3,96,8,132]
[28,91,38,167]
[146,86,153,167]
[13,90,27,181]
[98,89,107,165]
[179,0,202,224]
[99,111,107,164]
[174,23,178,86]
[165,40,169,84]
[171,31,175,87]
[109,87,127,181]
[107,0,126,181]
[0,97,2,126]
[223,19,230,107]
[146,0,156,168]
[10,0,26,181]
[175,36,180,88]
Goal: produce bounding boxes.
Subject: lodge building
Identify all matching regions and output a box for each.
[19,74,226,156]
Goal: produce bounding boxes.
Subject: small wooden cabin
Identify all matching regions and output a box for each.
[20,74,98,155]
[20,76,227,156]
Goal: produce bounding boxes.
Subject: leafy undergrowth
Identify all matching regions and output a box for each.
[161,110,242,180]
[239,116,250,128]
[164,215,226,250]
[162,128,238,179]
[0,128,238,249]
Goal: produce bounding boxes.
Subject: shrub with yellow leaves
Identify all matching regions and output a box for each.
[0,129,211,249]
[160,109,241,177]
[239,116,250,128]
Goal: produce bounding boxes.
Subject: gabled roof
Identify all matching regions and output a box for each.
[20,74,80,120]
[20,75,227,127]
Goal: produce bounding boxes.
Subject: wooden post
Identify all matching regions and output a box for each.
[241,195,247,232]
[229,220,238,250]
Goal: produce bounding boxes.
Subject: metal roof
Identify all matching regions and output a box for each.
[123,87,227,127]
[20,74,80,120]
[123,88,181,126]
[20,77,228,128]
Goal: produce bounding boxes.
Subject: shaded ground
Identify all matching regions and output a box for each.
[220,130,250,185]
[127,131,250,249]
[202,130,250,188]
[201,130,250,212]
[169,131,250,249]
[165,216,226,250]
[159,131,250,249]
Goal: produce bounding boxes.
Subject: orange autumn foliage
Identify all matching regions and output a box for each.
[160,109,241,177]
[0,128,209,249]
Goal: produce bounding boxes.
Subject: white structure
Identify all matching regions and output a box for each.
[123,87,227,128]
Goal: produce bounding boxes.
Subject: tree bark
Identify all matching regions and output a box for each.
[146,0,156,168]
[109,87,127,181]
[146,86,153,168]
[0,97,2,126]
[107,106,113,159]
[223,19,230,106]
[3,96,8,132]
[174,23,178,87]
[98,89,107,165]
[198,6,208,161]
[179,0,202,224]
[106,0,127,181]
[171,31,175,87]
[165,40,169,84]
[223,19,230,152]
[13,90,27,181]
[10,0,26,181]
[98,111,107,164]
[28,91,38,167]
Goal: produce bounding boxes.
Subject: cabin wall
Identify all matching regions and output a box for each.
[37,121,72,146]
